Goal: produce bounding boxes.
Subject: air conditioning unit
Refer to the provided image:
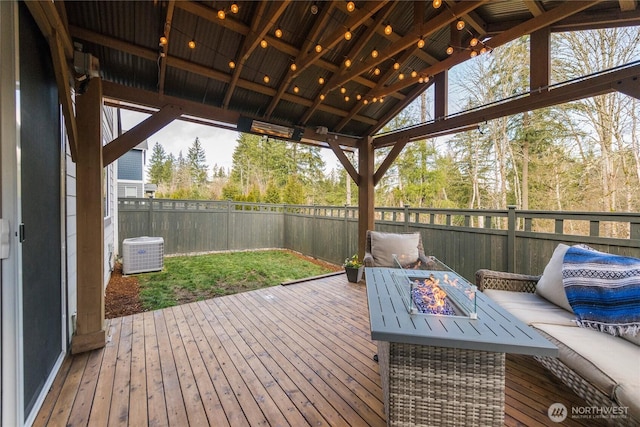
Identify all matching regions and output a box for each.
[122,237,164,275]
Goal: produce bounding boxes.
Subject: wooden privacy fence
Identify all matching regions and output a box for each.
[119,199,640,281]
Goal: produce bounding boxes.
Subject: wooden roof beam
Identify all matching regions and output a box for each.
[368,0,602,100]
[325,0,489,94]
[327,138,360,184]
[373,62,640,147]
[223,1,290,109]
[157,0,175,96]
[265,1,338,118]
[524,0,546,17]
[619,0,637,12]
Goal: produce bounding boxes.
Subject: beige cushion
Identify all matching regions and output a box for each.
[534,323,640,419]
[483,289,576,327]
[535,244,573,312]
[369,231,419,267]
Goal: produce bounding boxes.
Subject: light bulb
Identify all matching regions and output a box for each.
[344,96,350,101]
[356,94,361,100]
[230,3,239,13]
[318,77,325,84]
[275,28,283,38]
[446,46,454,55]
[417,39,425,49]
[470,37,479,47]
[290,63,297,71]
[320,94,325,100]
[480,47,488,54]
[393,62,400,70]
[424,76,430,83]
[470,50,478,58]
[456,20,465,31]
[260,39,268,49]
[344,58,351,68]
[418,77,424,83]
[188,40,196,49]
[346,1,355,12]
[372,97,377,103]
[433,0,442,8]
[293,86,299,93]
[217,9,226,19]
[310,4,318,14]
[371,49,378,58]
[344,30,352,41]
[315,44,322,53]
[398,73,404,80]
[384,24,392,36]
[411,70,417,78]
[340,87,346,94]
[229,61,236,69]
[379,97,384,103]
[263,75,270,83]
[363,99,369,105]
[373,68,381,75]
[159,36,168,45]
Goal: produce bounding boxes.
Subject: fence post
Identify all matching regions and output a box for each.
[507,205,516,273]
[403,205,410,231]
[344,204,350,258]
[148,199,153,236]
[226,199,231,250]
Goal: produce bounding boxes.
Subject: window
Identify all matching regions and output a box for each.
[124,186,137,198]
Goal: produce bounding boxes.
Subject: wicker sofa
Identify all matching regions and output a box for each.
[476,254,640,426]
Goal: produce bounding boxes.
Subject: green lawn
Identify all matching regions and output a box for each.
[136,250,337,311]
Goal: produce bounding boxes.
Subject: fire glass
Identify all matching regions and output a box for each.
[392,254,477,319]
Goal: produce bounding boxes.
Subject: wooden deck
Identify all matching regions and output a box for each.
[35,274,604,426]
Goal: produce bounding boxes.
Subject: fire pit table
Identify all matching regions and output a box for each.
[366,257,557,427]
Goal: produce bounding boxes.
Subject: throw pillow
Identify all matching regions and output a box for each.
[535,243,573,312]
[370,231,419,267]
[563,245,640,338]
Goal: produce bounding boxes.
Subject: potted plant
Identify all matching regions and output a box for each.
[343,254,364,283]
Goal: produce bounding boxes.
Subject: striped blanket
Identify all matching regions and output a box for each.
[563,245,640,337]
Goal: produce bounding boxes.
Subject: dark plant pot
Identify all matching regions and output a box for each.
[345,266,364,283]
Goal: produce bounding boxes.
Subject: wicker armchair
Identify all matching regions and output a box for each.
[363,230,432,268]
[476,269,639,426]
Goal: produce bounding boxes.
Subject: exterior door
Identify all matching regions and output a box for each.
[18,3,64,419]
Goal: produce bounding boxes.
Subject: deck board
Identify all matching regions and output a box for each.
[36,274,605,426]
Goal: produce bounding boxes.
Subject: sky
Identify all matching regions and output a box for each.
[120,110,339,176]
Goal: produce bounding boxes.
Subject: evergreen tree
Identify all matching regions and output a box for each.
[148,142,168,185]
[187,137,208,186]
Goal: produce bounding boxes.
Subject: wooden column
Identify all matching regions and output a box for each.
[71,77,105,354]
[434,70,449,120]
[358,136,375,258]
[530,27,550,93]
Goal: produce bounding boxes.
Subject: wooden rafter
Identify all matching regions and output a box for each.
[619,0,637,12]
[158,0,175,96]
[373,62,640,147]
[524,0,546,17]
[326,138,360,185]
[223,1,290,109]
[25,1,78,161]
[616,77,640,99]
[367,0,602,100]
[103,105,183,166]
[300,2,396,125]
[324,0,489,94]
[265,0,338,118]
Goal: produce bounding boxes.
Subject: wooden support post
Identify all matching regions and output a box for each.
[358,136,375,259]
[434,70,448,120]
[530,27,550,93]
[72,77,106,354]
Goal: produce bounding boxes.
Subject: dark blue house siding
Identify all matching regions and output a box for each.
[117,150,143,180]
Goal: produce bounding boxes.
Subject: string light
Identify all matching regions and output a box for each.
[293,85,299,93]
[384,24,393,36]
[159,36,168,45]
[188,40,196,49]
[411,70,417,78]
[218,9,226,19]
[344,95,350,101]
[260,39,268,48]
[275,28,283,38]
[470,37,479,47]
[263,75,270,84]
[433,0,442,8]
[356,94,361,100]
[417,38,425,49]
[346,1,355,12]
[340,86,346,94]
[320,94,325,100]
[393,62,400,70]
[363,99,369,105]
[480,47,488,54]
[373,68,381,75]
[229,61,235,69]
[379,97,384,103]
[470,50,478,58]
[230,3,239,14]
[315,44,322,53]
[372,97,377,103]
[290,63,297,71]
[344,58,352,68]
[318,77,325,84]
[344,30,352,40]
[446,46,454,55]
[456,20,465,31]
[371,49,379,58]
[398,73,404,80]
